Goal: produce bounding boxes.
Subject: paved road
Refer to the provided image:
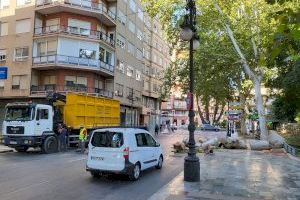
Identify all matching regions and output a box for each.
[0,131,194,200]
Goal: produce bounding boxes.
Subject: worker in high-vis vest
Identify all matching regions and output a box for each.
[79,125,87,153]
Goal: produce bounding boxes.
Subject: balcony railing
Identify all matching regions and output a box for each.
[35,0,116,21]
[34,25,115,47]
[31,84,113,98]
[33,54,114,73]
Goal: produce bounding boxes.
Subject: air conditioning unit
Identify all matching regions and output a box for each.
[0,55,6,61]
[25,0,31,4]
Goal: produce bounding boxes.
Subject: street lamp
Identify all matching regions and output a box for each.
[180,0,200,182]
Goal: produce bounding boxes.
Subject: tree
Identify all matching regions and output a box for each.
[267,2,300,122]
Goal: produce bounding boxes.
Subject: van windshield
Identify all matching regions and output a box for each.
[91,132,124,148]
[5,106,33,121]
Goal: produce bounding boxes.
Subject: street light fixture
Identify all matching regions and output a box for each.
[180,0,200,182]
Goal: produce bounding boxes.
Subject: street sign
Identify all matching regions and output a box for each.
[227,115,240,121]
[186,92,193,110]
[0,67,7,79]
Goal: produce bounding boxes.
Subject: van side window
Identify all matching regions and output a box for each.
[37,109,49,120]
[135,133,147,147]
[145,134,156,147]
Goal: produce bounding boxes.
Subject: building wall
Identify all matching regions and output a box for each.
[0,3,35,98]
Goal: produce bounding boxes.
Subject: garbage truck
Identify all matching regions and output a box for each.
[1,93,120,153]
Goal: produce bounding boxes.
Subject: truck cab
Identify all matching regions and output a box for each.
[2,103,57,153]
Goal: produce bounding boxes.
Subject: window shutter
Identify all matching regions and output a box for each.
[16,19,31,34]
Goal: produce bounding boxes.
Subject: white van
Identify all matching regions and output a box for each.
[86,128,163,180]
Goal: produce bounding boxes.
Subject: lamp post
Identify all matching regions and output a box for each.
[180,0,200,182]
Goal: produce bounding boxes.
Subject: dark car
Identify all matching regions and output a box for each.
[200,124,220,132]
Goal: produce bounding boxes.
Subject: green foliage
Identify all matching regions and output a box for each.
[271,96,297,122]
[267,3,300,122]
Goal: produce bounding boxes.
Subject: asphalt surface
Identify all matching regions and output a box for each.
[0,131,191,200]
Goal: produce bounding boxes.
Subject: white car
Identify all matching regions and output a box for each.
[86,128,163,181]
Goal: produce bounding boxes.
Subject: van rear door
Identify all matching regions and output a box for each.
[87,131,125,171]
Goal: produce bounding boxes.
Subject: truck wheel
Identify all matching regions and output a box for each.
[42,136,58,154]
[15,146,28,152]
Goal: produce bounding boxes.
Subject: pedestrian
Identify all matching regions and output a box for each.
[155,124,159,136]
[58,124,67,152]
[79,125,87,153]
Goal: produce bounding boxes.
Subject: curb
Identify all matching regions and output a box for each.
[0,149,13,153]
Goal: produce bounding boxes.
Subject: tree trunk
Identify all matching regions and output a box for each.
[213,99,219,124]
[205,99,210,123]
[196,96,205,123]
[253,78,268,140]
[215,103,225,123]
[240,93,247,135]
[214,2,268,140]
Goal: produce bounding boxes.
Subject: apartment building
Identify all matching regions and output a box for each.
[113,0,171,128]
[0,0,171,129]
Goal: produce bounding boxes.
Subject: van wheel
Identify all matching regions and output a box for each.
[129,163,141,181]
[15,146,28,152]
[156,155,163,169]
[42,136,58,154]
[90,171,101,178]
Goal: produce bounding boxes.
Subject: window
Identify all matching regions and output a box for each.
[153,53,157,64]
[15,47,29,61]
[91,132,123,148]
[116,34,126,49]
[115,83,123,97]
[144,66,150,75]
[79,49,96,59]
[144,80,149,91]
[144,49,150,60]
[145,133,156,147]
[159,57,163,66]
[94,79,104,89]
[65,76,87,89]
[16,19,31,34]
[43,75,56,85]
[99,47,113,65]
[17,0,31,7]
[136,70,141,81]
[136,48,143,60]
[0,22,8,36]
[36,109,49,120]
[137,8,143,21]
[37,40,57,56]
[129,0,136,12]
[137,28,143,41]
[0,49,6,61]
[117,10,126,25]
[0,0,9,9]
[12,75,27,90]
[128,20,135,33]
[135,133,147,147]
[117,60,125,73]
[127,42,135,56]
[126,65,133,77]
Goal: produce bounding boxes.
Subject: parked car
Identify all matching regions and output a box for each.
[86,128,163,181]
[200,124,221,132]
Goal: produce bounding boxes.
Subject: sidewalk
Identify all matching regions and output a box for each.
[0,144,13,153]
[149,150,300,200]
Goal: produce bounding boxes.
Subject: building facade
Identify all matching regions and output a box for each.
[0,0,171,130]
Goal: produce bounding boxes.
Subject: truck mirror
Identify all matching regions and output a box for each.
[36,110,40,121]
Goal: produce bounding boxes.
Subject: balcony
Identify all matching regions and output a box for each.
[35,0,116,26]
[34,25,115,48]
[32,54,114,77]
[30,84,113,98]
